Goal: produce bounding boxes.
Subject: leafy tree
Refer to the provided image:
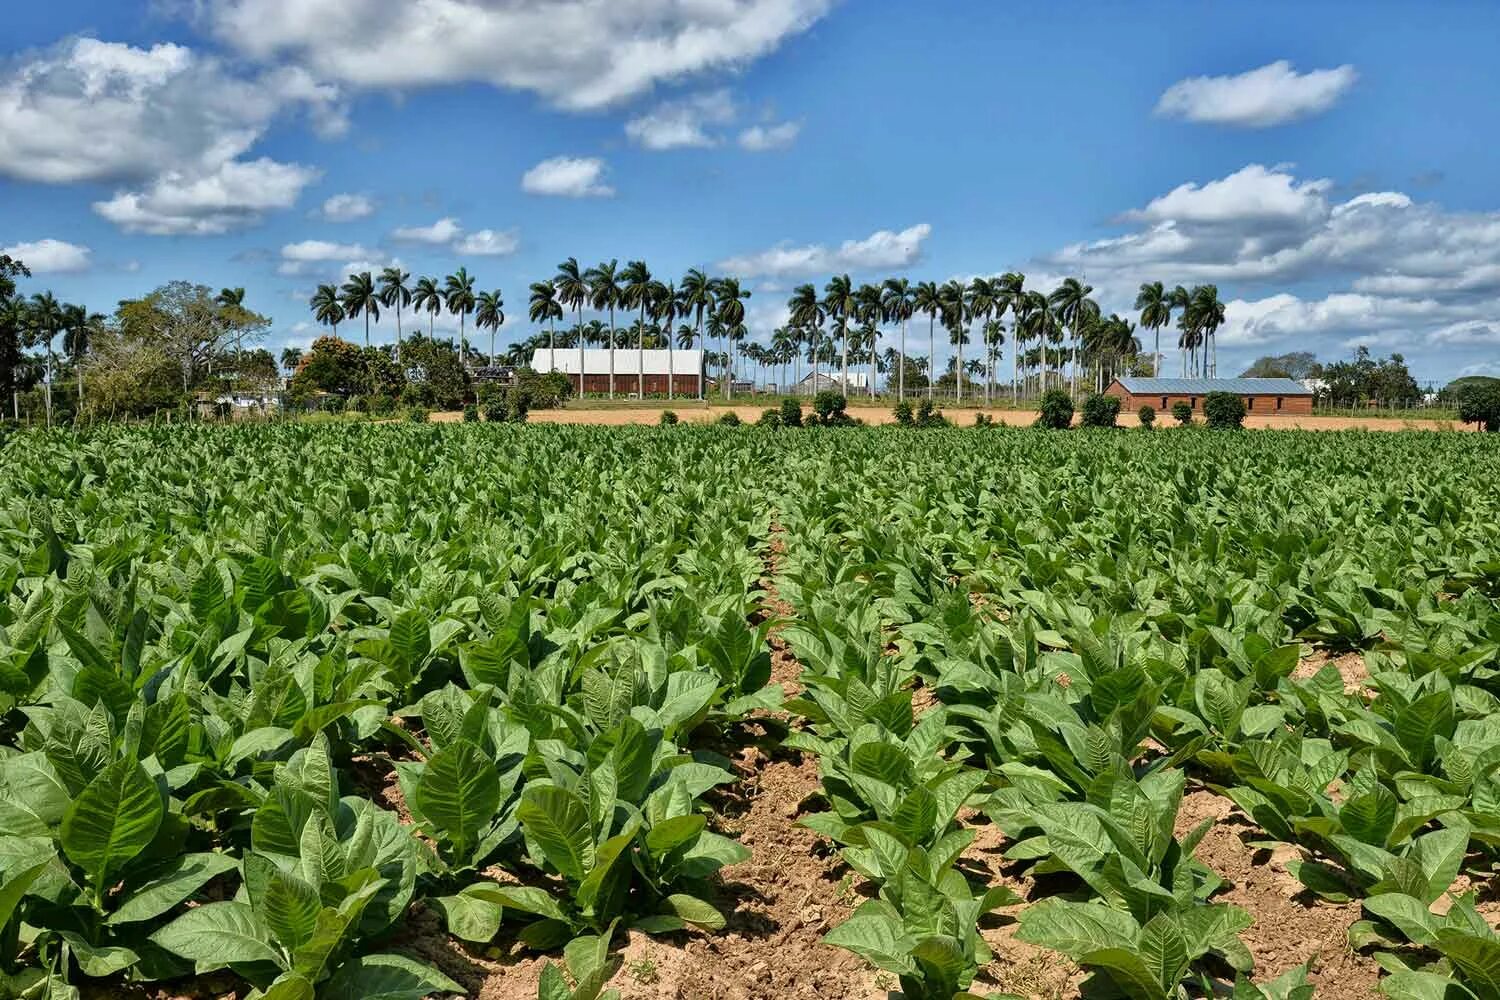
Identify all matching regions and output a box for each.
[1457,381,1500,431]
[1316,346,1420,406]
[1080,393,1122,428]
[1138,404,1156,428]
[1171,400,1193,425]
[1240,351,1318,379]
[1203,391,1246,429]
[401,334,468,408]
[116,282,265,394]
[290,336,365,398]
[1036,388,1074,429]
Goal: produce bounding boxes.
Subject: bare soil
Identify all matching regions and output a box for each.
[429,405,1472,432]
[1294,647,1374,697]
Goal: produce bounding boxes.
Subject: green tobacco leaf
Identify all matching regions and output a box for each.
[150,900,281,968]
[321,953,463,1000]
[109,852,239,924]
[433,883,504,943]
[245,853,321,953]
[519,785,595,883]
[665,893,725,930]
[1015,898,1139,958]
[416,739,500,860]
[60,757,164,891]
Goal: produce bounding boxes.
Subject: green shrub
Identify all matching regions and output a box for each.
[659,410,679,426]
[1080,393,1122,428]
[407,407,429,423]
[974,412,993,427]
[892,400,914,426]
[779,398,804,427]
[1204,391,1247,429]
[512,369,572,410]
[1171,401,1194,425]
[717,411,741,427]
[813,390,847,421]
[462,404,479,423]
[367,393,397,416]
[319,395,346,414]
[758,408,782,427]
[1036,389,1074,430]
[348,394,370,413]
[484,400,508,423]
[1138,405,1156,429]
[1458,383,1500,431]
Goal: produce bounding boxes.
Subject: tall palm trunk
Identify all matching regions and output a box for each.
[927,314,935,401]
[1012,332,1019,406]
[956,324,963,405]
[44,339,53,427]
[696,309,705,400]
[364,313,370,349]
[899,316,907,402]
[607,305,615,399]
[869,330,877,400]
[811,332,819,396]
[394,303,403,364]
[839,318,848,393]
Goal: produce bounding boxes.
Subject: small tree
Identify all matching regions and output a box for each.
[1203,391,1246,429]
[1036,389,1074,430]
[813,390,847,421]
[1138,405,1156,429]
[779,398,803,427]
[1458,383,1500,431]
[757,407,782,427]
[659,409,679,425]
[893,399,914,426]
[1171,401,1193,425]
[717,411,742,426]
[1080,393,1121,428]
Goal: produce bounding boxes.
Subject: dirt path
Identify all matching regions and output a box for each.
[430,405,1472,432]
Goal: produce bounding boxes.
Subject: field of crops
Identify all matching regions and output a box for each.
[1,422,1498,1000]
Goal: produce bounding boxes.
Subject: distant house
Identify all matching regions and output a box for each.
[1104,377,1314,415]
[529,349,703,395]
[471,365,517,386]
[795,370,870,394]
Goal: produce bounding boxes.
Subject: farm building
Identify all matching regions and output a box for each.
[1104,377,1314,415]
[530,348,703,395]
[795,370,870,394]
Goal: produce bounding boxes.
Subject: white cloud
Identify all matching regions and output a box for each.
[719,223,932,277]
[1,238,92,273]
[200,0,834,110]
[1128,164,1331,226]
[738,120,800,151]
[521,156,614,197]
[391,217,464,243]
[453,229,519,256]
[316,192,374,221]
[281,239,371,261]
[625,89,735,149]
[0,37,336,233]
[1156,60,1357,128]
[93,157,321,235]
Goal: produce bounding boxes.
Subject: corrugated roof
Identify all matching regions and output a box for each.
[1114,377,1313,395]
[531,348,704,376]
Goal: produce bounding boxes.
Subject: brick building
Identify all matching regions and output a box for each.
[1104,377,1315,416]
[530,348,704,396]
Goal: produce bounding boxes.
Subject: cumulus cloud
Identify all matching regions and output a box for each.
[1,238,92,273]
[521,156,614,197]
[625,90,735,149]
[453,229,519,256]
[94,158,321,235]
[316,192,374,221]
[0,37,335,233]
[738,120,800,151]
[278,238,372,274]
[199,0,834,110]
[1156,60,1357,128]
[719,223,932,277]
[1127,164,1332,226]
[391,217,464,244]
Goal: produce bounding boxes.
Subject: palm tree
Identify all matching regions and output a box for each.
[62,303,95,413]
[983,319,1005,400]
[650,281,679,399]
[475,289,505,363]
[912,281,941,401]
[996,272,1026,403]
[965,278,997,405]
[528,280,562,369]
[822,274,856,393]
[1048,277,1096,397]
[311,284,345,337]
[854,283,882,398]
[280,347,303,374]
[621,260,653,397]
[1169,285,1192,375]
[341,271,380,349]
[788,284,824,396]
[444,268,477,368]
[679,269,714,399]
[378,267,412,362]
[216,287,248,375]
[1020,291,1055,395]
[713,277,750,400]
[412,277,443,345]
[938,280,967,403]
[29,292,63,426]
[582,260,621,397]
[1134,281,1170,379]
[881,278,914,402]
[1190,284,1226,378]
[551,259,589,392]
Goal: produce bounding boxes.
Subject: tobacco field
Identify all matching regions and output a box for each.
[1,422,1498,1000]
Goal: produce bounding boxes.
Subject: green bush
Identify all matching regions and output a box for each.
[659,410,679,425]
[813,390,847,421]
[1036,389,1074,430]
[407,407,429,423]
[779,398,804,427]
[893,400,914,426]
[1458,383,1500,431]
[1203,391,1246,429]
[758,408,782,427]
[513,369,572,410]
[462,404,479,423]
[484,400,508,423]
[717,411,741,426]
[974,412,993,427]
[1138,405,1156,429]
[1171,401,1193,425]
[367,394,397,417]
[1080,393,1122,428]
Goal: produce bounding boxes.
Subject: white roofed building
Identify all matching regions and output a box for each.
[530,348,704,396]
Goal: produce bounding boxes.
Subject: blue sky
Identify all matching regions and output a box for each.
[4,0,1500,384]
